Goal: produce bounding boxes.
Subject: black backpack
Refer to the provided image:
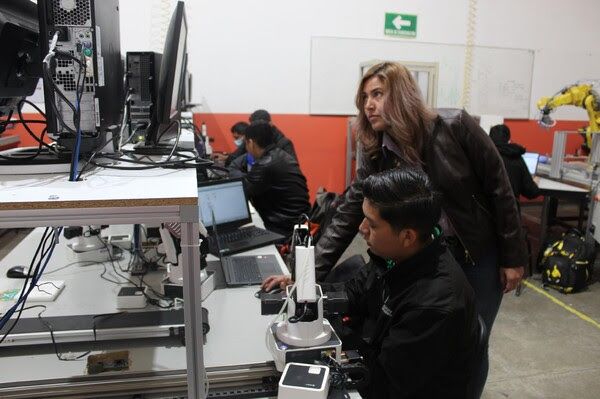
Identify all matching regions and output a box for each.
[540,229,593,294]
[307,187,346,244]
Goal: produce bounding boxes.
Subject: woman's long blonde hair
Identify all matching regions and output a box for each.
[355,62,437,165]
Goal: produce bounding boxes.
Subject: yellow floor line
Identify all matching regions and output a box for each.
[522,280,600,330]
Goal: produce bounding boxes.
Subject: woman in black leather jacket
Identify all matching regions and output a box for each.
[314,62,527,396]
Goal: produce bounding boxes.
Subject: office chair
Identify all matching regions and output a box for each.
[466,314,489,399]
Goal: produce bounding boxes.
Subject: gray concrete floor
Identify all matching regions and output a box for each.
[2,207,600,398]
[483,203,600,398]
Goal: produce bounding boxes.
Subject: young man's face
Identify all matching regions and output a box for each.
[359,198,418,261]
[245,138,260,158]
[232,132,243,141]
[232,132,244,146]
[362,76,390,132]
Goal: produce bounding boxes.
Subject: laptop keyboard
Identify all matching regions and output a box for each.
[219,226,269,245]
[225,257,262,282]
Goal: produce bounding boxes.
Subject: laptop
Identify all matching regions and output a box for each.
[523,152,540,175]
[197,178,285,256]
[221,254,282,286]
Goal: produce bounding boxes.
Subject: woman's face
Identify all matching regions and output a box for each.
[362,76,390,132]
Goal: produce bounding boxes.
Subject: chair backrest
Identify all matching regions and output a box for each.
[466,314,489,399]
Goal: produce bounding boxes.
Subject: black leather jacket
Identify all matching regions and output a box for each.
[229,145,310,237]
[323,238,478,398]
[315,109,527,280]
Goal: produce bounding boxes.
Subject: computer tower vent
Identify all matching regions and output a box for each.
[51,0,91,26]
[139,54,152,101]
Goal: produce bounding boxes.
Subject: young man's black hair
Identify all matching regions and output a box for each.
[362,168,441,241]
[249,109,271,123]
[246,109,298,161]
[244,120,275,149]
[489,124,511,145]
[230,121,249,136]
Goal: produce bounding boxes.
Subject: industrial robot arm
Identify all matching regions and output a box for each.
[537,83,600,147]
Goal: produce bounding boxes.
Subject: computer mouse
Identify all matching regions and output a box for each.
[6,265,28,279]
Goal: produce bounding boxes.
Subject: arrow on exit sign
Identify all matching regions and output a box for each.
[385,13,417,38]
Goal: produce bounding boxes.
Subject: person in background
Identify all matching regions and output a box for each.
[249,109,298,161]
[228,120,310,237]
[489,124,541,203]
[263,168,478,399]
[212,121,248,166]
[310,62,526,396]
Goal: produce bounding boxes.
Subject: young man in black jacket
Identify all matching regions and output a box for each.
[263,168,478,398]
[228,120,310,237]
[489,124,541,201]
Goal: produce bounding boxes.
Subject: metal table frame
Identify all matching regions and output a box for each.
[0,169,206,398]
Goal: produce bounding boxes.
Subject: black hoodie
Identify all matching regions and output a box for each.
[493,142,541,200]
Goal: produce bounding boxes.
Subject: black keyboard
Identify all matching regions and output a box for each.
[219,226,269,245]
[225,257,262,282]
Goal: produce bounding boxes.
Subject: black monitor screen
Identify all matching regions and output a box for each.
[145,1,187,147]
[157,1,187,128]
[170,17,187,119]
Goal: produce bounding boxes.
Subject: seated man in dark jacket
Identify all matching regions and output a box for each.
[228,120,310,237]
[489,124,541,201]
[263,168,478,399]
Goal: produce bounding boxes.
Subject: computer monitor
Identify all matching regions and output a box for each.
[523,152,540,175]
[142,1,187,149]
[0,0,42,117]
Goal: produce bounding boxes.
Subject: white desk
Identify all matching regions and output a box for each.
[0,163,205,398]
[0,214,291,397]
[536,176,589,193]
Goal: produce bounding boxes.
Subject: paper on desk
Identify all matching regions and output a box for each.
[0,288,19,314]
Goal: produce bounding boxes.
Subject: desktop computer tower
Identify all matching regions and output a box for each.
[125,51,161,140]
[37,0,123,155]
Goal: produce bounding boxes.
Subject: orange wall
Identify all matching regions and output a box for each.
[13,113,587,203]
[505,119,587,156]
[5,116,49,147]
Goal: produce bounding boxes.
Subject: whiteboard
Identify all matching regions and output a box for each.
[310,37,534,119]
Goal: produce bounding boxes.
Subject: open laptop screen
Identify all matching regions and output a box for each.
[523,152,540,175]
[197,179,251,230]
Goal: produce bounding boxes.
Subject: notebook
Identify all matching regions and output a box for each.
[221,255,281,286]
[523,152,540,175]
[197,178,285,256]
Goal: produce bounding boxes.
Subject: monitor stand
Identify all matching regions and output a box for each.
[0,147,75,175]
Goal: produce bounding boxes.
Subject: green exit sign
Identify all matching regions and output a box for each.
[385,13,417,38]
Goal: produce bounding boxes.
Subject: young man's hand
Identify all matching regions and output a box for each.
[261,275,293,292]
[211,152,228,162]
[499,266,524,293]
